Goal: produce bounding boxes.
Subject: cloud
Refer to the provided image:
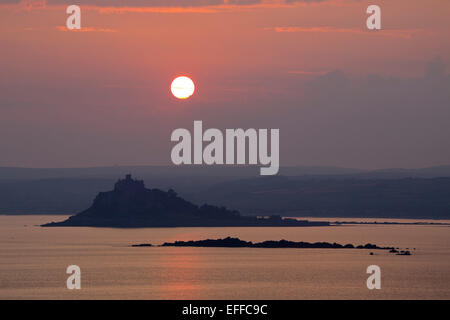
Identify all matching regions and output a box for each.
[0,0,39,7]
[47,0,225,7]
[287,70,329,76]
[4,0,334,12]
[285,0,326,3]
[267,26,420,39]
[0,0,46,10]
[44,0,326,6]
[55,26,118,32]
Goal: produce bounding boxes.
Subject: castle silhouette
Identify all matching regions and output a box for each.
[42,175,328,228]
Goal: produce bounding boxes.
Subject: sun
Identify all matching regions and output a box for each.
[171,76,195,99]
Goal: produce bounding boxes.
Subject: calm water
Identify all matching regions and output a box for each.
[1,215,449,299]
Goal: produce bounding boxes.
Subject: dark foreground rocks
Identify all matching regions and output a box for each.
[133,237,398,251]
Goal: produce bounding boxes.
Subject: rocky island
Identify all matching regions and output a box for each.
[42,175,329,228]
[159,237,395,250]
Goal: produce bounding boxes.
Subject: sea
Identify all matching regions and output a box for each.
[1,215,449,299]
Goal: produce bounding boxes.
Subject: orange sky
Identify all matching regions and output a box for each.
[0,0,449,168]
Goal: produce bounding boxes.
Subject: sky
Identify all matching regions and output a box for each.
[0,0,449,169]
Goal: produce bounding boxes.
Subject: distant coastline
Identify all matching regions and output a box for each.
[1,165,450,220]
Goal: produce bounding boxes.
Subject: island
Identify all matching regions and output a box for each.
[42,175,330,228]
[158,237,395,250]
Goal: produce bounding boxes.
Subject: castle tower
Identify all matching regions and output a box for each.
[114,174,145,191]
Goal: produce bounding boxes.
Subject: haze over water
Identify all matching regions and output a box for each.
[1,215,449,300]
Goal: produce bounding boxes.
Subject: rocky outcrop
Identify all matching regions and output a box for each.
[159,237,395,250]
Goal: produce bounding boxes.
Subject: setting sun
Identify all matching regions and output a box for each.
[171,76,195,99]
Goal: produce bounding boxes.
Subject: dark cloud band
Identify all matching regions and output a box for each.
[41,0,327,8]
